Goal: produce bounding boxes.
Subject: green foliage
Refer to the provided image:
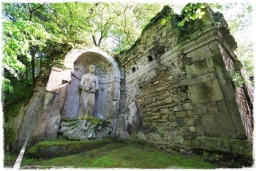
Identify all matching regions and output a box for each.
[3,20,48,73]
[3,78,33,106]
[2,2,162,100]
[178,3,206,27]
[2,78,14,93]
[2,20,48,93]
[231,71,244,87]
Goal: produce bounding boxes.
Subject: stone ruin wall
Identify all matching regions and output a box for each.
[115,6,252,156]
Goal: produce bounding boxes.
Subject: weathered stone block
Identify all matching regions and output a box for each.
[183,103,192,110]
[172,95,180,103]
[178,93,189,102]
[195,136,232,153]
[178,79,188,86]
[188,73,216,86]
[209,41,220,52]
[186,51,196,58]
[225,99,246,137]
[173,105,183,111]
[184,58,191,65]
[194,115,204,136]
[200,111,239,138]
[212,52,225,68]
[186,60,215,79]
[169,122,179,127]
[189,79,224,104]
[160,109,170,115]
[230,139,252,157]
[187,46,212,61]
[152,113,161,116]
[152,108,159,113]
[188,126,197,133]
[61,70,72,82]
[192,101,218,114]
[169,116,176,122]
[190,56,205,64]
[151,116,160,120]
[161,115,169,120]
[164,97,173,104]
[151,103,158,107]
[176,118,184,126]
[215,67,234,101]
[180,125,188,132]
[183,140,192,146]
[176,111,186,117]
[206,57,214,67]
[183,132,197,140]
[184,118,195,126]
[46,67,63,92]
[186,110,193,118]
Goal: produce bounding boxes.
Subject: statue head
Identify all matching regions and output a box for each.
[88,65,96,73]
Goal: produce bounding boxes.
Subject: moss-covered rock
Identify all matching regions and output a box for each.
[4,98,31,150]
[27,138,112,159]
[230,139,252,157]
[192,136,252,158]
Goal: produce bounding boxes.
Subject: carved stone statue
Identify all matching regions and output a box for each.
[77,65,99,119]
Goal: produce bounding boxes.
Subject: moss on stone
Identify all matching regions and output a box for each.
[3,124,15,147]
[27,139,113,159]
[4,98,31,147]
[193,136,252,158]
[141,5,173,35]
[4,98,29,122]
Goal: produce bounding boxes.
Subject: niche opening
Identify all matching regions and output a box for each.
[148,56,153,62]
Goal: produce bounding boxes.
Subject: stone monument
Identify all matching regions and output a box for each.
[77,64,99,119]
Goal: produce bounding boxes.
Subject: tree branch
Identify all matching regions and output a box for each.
[98,35,104,46]
[31,3,45,13]
[92,35,98,46]
[27,3,45,21]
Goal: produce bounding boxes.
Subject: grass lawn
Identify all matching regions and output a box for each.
[20,142,217,169]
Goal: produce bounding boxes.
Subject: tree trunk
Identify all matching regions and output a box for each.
[30,48,36,86]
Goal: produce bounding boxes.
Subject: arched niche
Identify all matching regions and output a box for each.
[61,48,121,121]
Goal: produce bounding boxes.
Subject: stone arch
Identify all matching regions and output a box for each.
[61,47,121,121]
